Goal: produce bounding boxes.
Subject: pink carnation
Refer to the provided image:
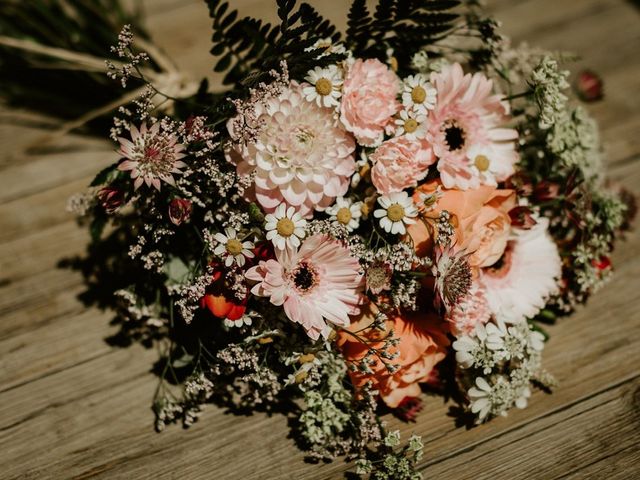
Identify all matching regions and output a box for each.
[370,137,436,195]
[340,59,400,146]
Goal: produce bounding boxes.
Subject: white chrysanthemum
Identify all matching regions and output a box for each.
[325,197,362,232]
[213,228,255,267]
[373,191,418,235]
[303,65,343,108]
[394,109,428,140]
[265,203,307,251]
[227,82,356,219]
[402,74,437,114]
[479,218,562,323]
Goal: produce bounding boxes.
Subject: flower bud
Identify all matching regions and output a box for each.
[168,198,192,226]
[575,70,603,102]
[97,187,124,214]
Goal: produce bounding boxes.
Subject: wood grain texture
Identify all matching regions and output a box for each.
[0,1,639,479]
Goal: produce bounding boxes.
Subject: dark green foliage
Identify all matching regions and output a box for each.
[346,0,461,71]
[0,0,153,129]
[206,0,460,91]
[206,0,343,88]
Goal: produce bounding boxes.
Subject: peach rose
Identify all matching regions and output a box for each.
[340,59,399,146]
[336,306,449,408]
[408,180,516,267]
[370,137,436,195]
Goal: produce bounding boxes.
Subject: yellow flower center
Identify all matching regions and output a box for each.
[474,154,491,172]
[226,238,244,256]
[336,207,352,225]
[387,203,405,222]
[315,77,333,96]
[298,353,316,364]
[404,118,419,133]
[389,56,398,72]
[276,217,295,237]
[411,85,427,103]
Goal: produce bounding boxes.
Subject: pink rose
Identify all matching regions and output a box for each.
[340,59,399,146]
[337,305,449,408]
[370,137,435,195]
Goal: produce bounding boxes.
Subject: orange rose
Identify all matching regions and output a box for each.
[409,180,516,268]
[336,306,449,408]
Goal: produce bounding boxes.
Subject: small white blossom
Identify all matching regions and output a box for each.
[264,203,307,250]
[402,74,437,114]
[303,65,343,108]
[394,108,428,140]
[213,228,255,267]
[374,192,418,235]
[326,197,362,232]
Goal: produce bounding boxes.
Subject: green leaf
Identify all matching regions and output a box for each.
[89,162,118,187]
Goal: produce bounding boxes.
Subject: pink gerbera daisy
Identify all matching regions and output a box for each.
[245,234,364,340]
[118,122,187,190]
[428,63,519,190]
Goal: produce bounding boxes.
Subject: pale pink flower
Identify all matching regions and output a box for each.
[227,82,356,218]
[479,218,561,323]
[370,136,435,195]
[245,234,363,341]
[340,58,400,146]
[428,63,518,190]
[118,122,187,190]
[445,281,491,336]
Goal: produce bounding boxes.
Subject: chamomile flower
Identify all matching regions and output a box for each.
[373,191,418,235]
[303,65,343,108]
[402,74,437,114]
[394,109,428,140]
[213,228,255,267]
[326,197,363,232]
[265,203,307,250]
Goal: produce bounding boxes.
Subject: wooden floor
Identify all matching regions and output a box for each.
[1,0,639,478]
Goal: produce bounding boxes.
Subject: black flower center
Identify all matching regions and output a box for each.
[292,262,317,292]
[444,122,466,151]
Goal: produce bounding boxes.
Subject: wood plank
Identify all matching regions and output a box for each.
[0,0,638,479]
[418,377,640,479]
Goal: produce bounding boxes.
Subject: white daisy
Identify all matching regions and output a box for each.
[224,315,253,328]
[303,65,343,108]
[402,74,437,114]
[350,150,369,188]
[265,203,307,250]
[326,197,363,232]
[213,228,255,267]
[373,191,418,235]
[394,109,428,140]
[305,38,348,57]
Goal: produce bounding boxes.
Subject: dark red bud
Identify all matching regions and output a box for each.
[97,187,125,214]
[168,198,192,226]
[575,70,604,102]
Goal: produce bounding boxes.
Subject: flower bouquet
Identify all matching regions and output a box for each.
[72,0,634,477]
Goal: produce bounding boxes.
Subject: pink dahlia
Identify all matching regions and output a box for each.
[445,281,491,336]
[245,234,364,340]
[428,63,518,190]
[227,82,356,219]
[340,59,400,146]
[118,122,187,190]
[370,136,435,195]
